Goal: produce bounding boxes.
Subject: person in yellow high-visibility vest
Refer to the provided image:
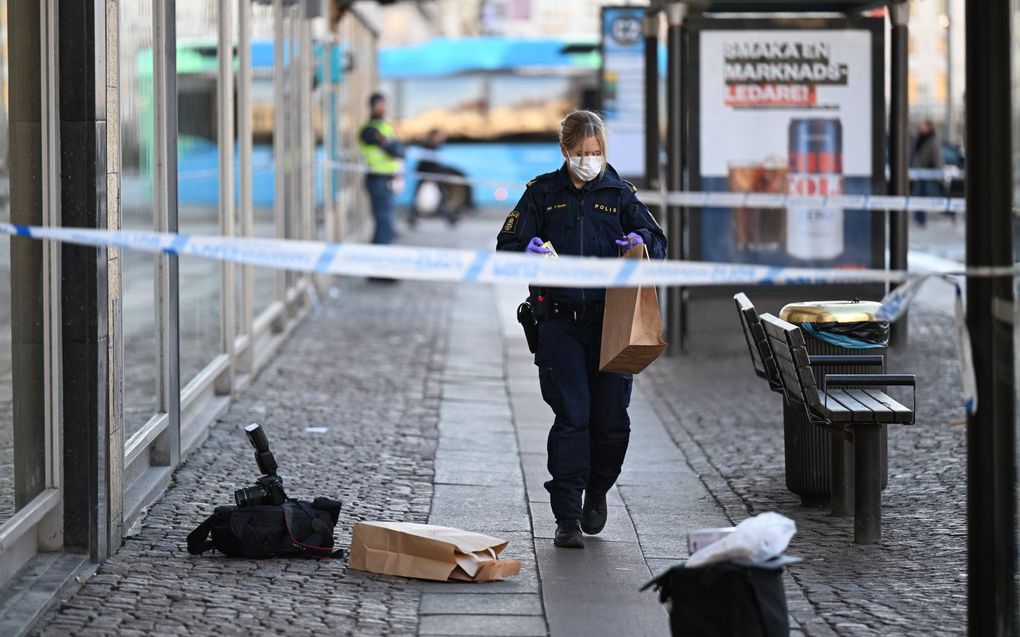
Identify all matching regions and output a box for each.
[359,92,404,248]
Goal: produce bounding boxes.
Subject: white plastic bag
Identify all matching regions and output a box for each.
[685,512,796,568]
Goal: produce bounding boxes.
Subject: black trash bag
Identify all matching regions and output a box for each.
[641,559,790,637]
[187,497,343,559]
[806,320,890,347]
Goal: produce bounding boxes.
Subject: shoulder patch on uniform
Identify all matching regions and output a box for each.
[526,179,536,188]
[501,210,521,234]
[623,180,638,193]
[526,171,559,189]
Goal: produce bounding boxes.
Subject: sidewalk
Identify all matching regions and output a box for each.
[32,211,967,636]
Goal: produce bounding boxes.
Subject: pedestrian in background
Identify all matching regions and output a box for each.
[360,92,404,248]
[910,119,944,228]
[496,110,667,549]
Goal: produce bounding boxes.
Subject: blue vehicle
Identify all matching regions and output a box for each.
[135,38,601,210]
[378,37,601,210]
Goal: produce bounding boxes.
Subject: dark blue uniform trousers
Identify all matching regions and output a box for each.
[536,317,633,522]
[365,174,396,245]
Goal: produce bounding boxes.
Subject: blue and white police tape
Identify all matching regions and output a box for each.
[324,159,967,214]
[4,222,1009,414]
[0,222,917,288]
[875,272,979,414]
[638,190,967,214]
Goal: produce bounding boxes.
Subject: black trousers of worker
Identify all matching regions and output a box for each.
[536,317,633,522]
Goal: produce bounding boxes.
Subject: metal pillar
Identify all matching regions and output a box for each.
[665,2,685,354]
[238,0,255,373]
[217,0,236,393]
[323,36,336,244]
[964,0,1017,633]
[299,4,314,243]
[853,425,882,544]
[643,8,660,194]
[888,2,909,347]
[943,0,954,141]
[152,0,180,473]
[273,0,286,300]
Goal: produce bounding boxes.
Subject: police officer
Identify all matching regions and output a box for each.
[360,92,404,248]
[496,110,667,548]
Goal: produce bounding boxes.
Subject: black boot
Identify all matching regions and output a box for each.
[554,519,584,548]
[580,491,608,535]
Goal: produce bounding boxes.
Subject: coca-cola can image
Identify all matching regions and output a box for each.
[786,118,845,260]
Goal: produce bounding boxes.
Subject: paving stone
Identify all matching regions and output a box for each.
[420,593,542,616]
[418,614,547,636]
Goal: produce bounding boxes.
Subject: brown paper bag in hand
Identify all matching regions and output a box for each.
[599,244,668,374]
[348,521,522,582]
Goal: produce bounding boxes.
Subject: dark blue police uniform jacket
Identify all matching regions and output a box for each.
[495,163,668,304]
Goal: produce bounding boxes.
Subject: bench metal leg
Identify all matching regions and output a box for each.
[830,433,854,517]
[853,423,882,544]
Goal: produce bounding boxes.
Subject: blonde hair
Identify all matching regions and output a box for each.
[559,110,608,178]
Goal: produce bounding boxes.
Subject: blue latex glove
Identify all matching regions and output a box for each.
[615,232,644,249]
[525,237,552,255]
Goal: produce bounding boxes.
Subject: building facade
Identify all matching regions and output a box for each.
[0,0,376,615]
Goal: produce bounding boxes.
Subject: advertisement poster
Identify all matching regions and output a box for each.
[601,7,645,180]
[690,19,884,268]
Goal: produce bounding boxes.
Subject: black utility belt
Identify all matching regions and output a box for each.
[548,300,605,323]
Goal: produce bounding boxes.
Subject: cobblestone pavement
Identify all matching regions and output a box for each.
[646,309,969,636]
[34,263,453,635]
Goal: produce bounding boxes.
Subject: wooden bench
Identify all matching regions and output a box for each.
[735,292,892,517]
[759,312,915,544]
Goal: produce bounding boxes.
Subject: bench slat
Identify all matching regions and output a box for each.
[772,350,819,396]
[776,364,804,402]
[761,313,823,412]
[736,306,766,377]
[862,389,913,422]
[845,389,895,423]
[821,391,854,422]
[761,316,790,340]
[771,354,805,396]
[825,389,876,423]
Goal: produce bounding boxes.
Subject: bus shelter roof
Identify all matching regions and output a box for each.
[680,0,897,12]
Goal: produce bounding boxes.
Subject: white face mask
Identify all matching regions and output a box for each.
[567,155,604,182]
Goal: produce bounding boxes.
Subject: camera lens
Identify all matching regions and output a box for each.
[234,485,268,507]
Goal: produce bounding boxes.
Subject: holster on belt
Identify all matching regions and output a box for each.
[517,301,539,353]
[517,288,549,354]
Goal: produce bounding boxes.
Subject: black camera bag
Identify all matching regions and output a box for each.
[187,497,343,559]
[641,559,790,637]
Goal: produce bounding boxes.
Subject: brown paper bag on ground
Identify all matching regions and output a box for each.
[599,244,667,374]
[348,522,522,582]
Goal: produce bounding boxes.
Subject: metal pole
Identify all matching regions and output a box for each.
[643,8,659,193]
[217,0,236,394]
[665,2,685,354]
[273,0,286,301]
[152,0,180,468]
[238,0,254,372]
[888,3,909,347]
[853,424,882,545]
[300,5,313,243]
[964,0,1016,633]
[323,35,336,244]
[943,0,954,141]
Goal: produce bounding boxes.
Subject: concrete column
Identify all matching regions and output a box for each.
[57,0,113,560]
